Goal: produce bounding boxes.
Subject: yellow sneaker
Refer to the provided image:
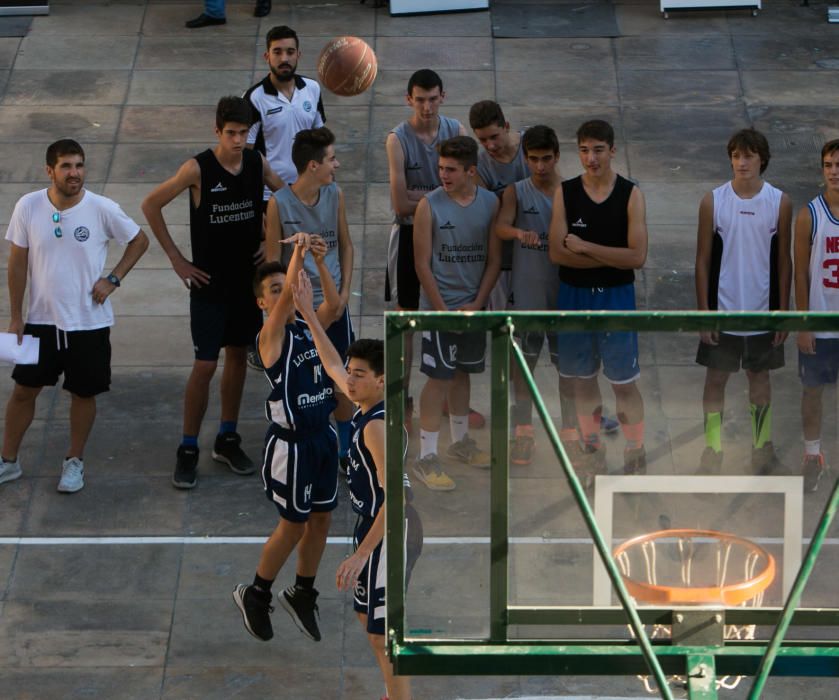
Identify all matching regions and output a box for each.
[412,454,456,491]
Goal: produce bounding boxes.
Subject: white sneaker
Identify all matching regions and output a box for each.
[0,458,22,485]
[58,457,84,493]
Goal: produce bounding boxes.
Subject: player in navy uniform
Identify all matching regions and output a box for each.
[233,232,340,643]
[143,97,285,490]
[549,120,648,482]
[794,139,839,491]
[292,273,421,700]
[265,127,356,472]
[695,128,792,475]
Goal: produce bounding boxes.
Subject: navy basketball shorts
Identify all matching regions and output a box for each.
[190,296,263,361]
[555,283,640,384]
[514,330,560,368]
[353,503,423,635]
[420,329,486,380]
[696,332,784,373]
[326,306,356,360]
[799,338,839,387]
[262,424,339,523]
[12,324,111,397]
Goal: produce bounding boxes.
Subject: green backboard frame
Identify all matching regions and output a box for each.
[384,311,839,700]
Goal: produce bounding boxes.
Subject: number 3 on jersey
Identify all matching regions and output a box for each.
[823,259,839,288]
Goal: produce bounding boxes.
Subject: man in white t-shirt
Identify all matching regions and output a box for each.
[0,139,149,493]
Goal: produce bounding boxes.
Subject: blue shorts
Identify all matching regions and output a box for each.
[555,283,640,384]
[262,424,338,522]
[799,339,839,387]
[353,503,423,635]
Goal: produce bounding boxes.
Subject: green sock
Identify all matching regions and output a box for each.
[704,412,722,453]
[751,403,772,449]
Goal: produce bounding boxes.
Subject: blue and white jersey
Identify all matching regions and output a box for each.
[262,320,336,434]
[347,400,385,518]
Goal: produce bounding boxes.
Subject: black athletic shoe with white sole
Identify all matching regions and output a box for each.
[233,584,274,641]
[279,585,321,641]
[213,432,256,475]
[173,445,199,489]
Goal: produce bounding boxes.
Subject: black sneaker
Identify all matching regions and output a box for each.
[803,453,827,493]
[698,446,723,475]
[173,445,198,489]
[213,432,256,475]
[246,346,264,371]
[279,585,321,641]
[232,584,274,641]
[623,446,647,475]
[752,442,780,475]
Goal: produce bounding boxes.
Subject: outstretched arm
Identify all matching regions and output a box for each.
[292,269,350,396]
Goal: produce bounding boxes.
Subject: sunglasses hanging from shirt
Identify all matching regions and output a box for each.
[52,211,62,238]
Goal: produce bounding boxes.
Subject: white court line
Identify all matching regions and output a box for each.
[1,536,838,546]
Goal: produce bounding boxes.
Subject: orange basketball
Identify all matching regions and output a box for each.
[317,36,377,97]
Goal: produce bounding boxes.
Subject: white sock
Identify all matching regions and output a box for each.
[804,439,821,457]
[450,414,468,444]
[420,430,439,459]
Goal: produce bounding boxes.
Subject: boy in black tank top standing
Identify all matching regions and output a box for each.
[549,120,648,482]
[142,97,285,489]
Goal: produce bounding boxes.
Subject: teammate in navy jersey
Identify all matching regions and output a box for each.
[143,97,285,490]
[264,127,356,471]
[293,273,420,700]
[695,128,792,475]
[794,139,839,491]
[549,120,648,482]
[233,232,340,644]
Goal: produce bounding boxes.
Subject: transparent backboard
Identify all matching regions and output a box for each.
[392,323,839,645]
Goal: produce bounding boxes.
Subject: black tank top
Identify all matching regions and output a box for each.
[559,174,635,288]
[190,148,263,301]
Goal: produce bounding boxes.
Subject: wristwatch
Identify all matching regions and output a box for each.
[106,273,121,287]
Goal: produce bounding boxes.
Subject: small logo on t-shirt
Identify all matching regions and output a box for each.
[284,220,302,226]
[739,210,755,216]
[406,161,422,171]
[572,218,587,228]
[522,205,539,215]
[303,100,313,112]
[267,106,283,115]
[211,182,227,193]
[73,226,90,242]
[439,220,456,230]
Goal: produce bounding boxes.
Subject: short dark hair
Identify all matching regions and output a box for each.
[469,100,505,130]
[266,25,299,49]
[253,260,287,297]
[727,128,771,174]
[522,125,559,156]
[438,136,478,169]
[347,338,384,376]
[576,120,615,148]
[216,96,254,131]
[46,139,84,167]
[821,138,839,162]
[292,127,335,174]
[407,69,443,96]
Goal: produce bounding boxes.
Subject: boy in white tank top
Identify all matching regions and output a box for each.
[695,128,792,475]
[794,138,839,492]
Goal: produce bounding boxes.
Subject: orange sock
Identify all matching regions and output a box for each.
[577,413,601,448]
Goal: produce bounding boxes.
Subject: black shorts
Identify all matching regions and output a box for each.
[190,296,263,361]
[696,332,784,373]
[391,224,420,310]
[12,324,111,397]
[420,330,486,380]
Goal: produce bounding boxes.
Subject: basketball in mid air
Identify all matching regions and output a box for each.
[317,36,378,97]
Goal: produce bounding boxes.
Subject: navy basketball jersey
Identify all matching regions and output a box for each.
[347,401,386,518]
[262,320,336,433]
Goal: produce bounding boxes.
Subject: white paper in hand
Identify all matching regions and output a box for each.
[0,333,40,365]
